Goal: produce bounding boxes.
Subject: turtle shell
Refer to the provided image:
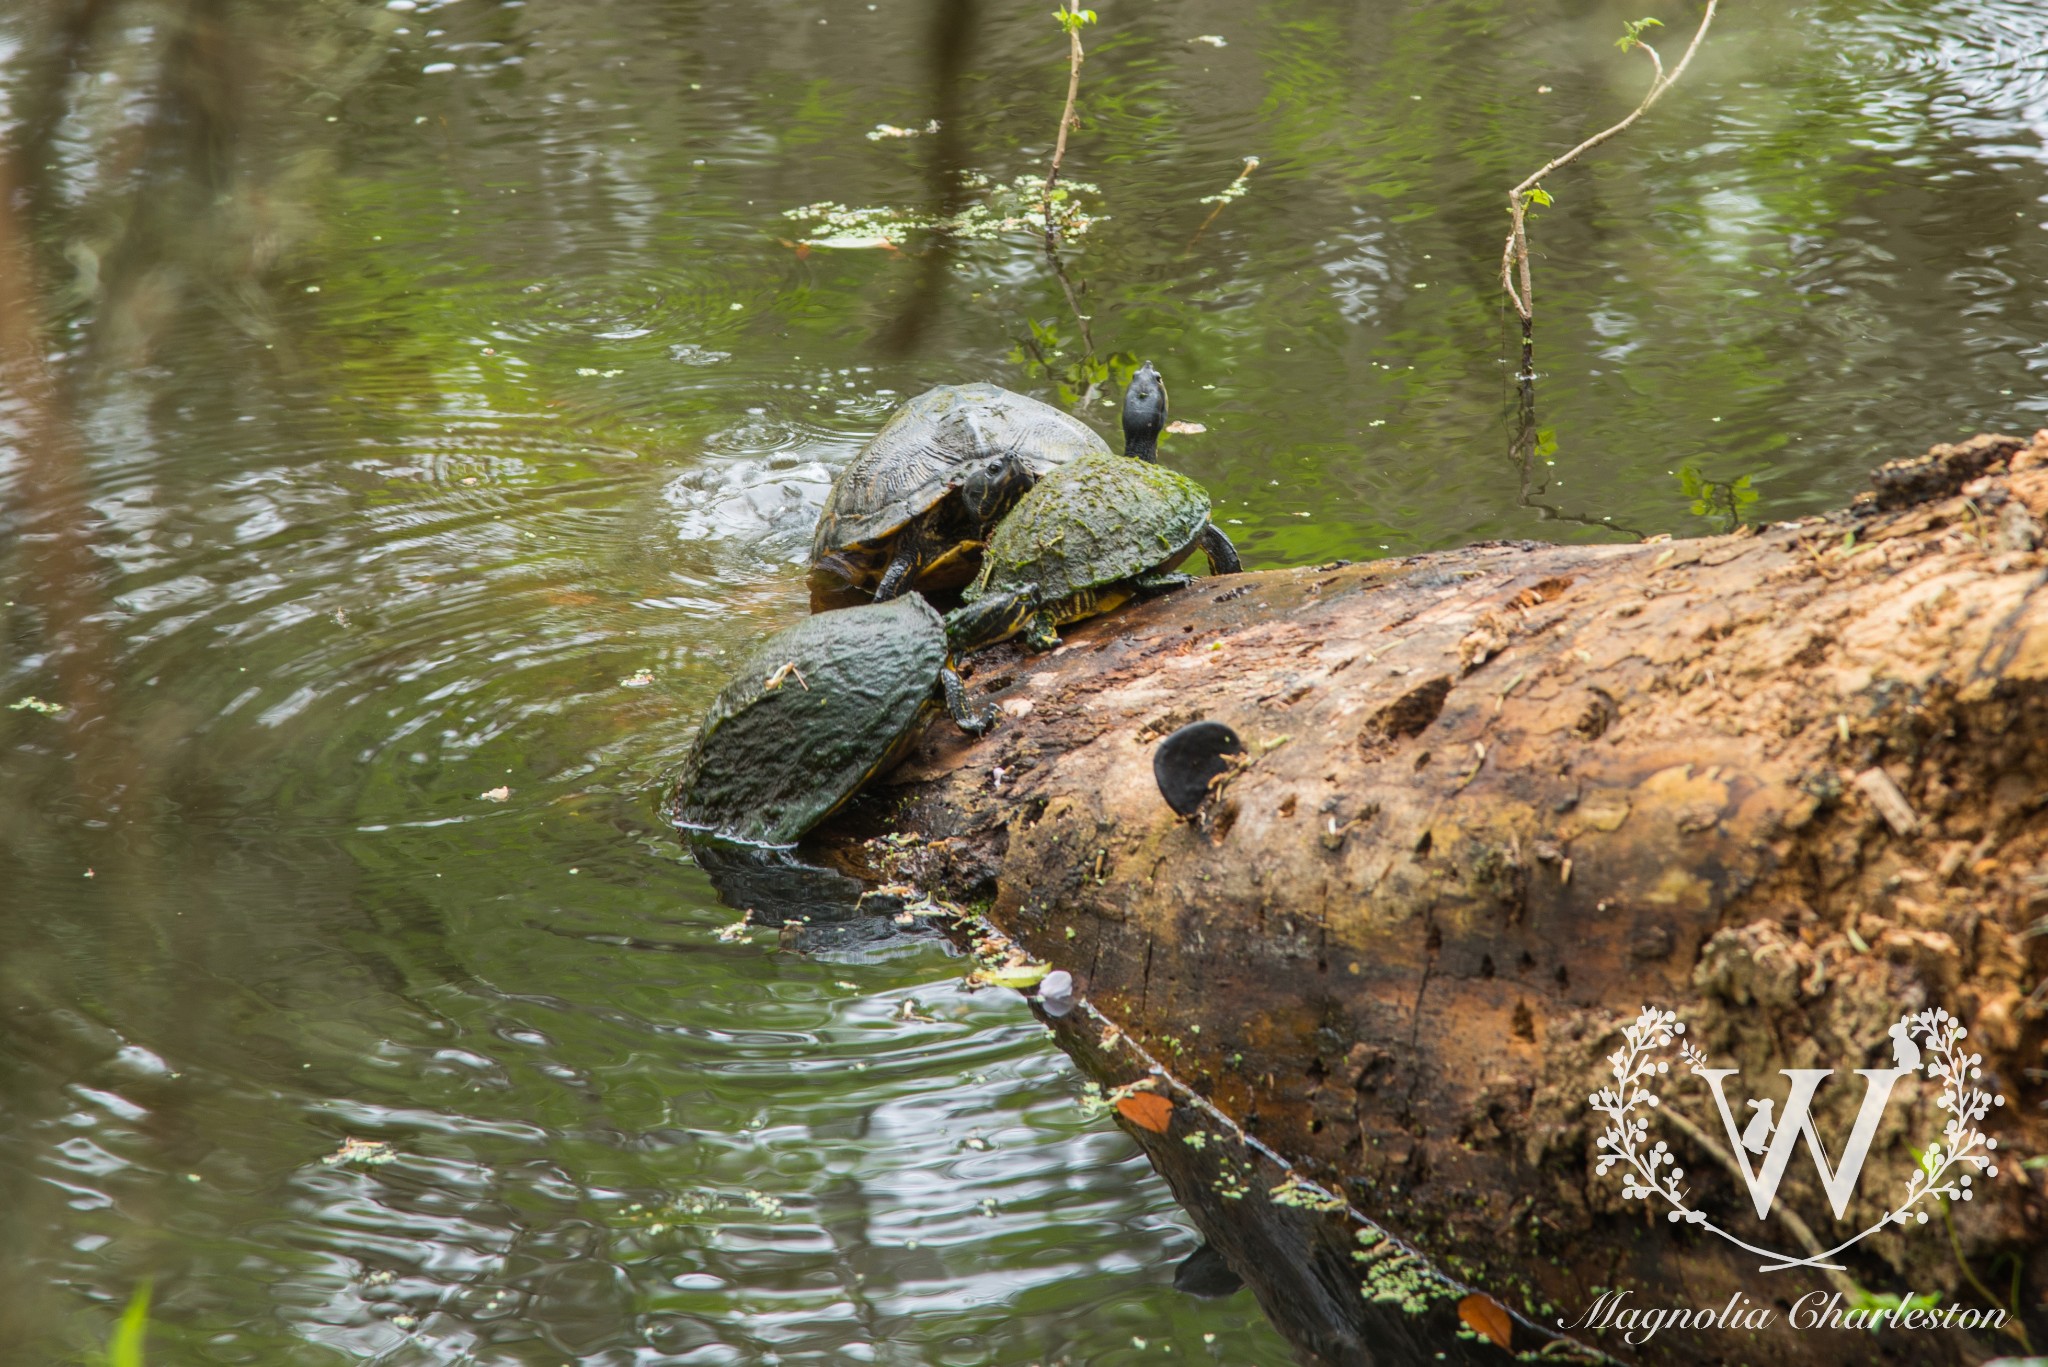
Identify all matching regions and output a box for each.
[966,451,1212,604]
[670,596,948,845]
[811,383,1108,566]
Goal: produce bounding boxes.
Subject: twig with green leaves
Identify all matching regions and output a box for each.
[1043,3,1097,251]
[1187,156,1260,250]
[1500,3,1719,367]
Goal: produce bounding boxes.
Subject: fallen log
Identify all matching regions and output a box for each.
[817,433,2048,1365]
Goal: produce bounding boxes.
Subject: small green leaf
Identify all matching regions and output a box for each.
[1616,16,1663,51]
[1526,186,1553,208]
[108,1281,151,1367]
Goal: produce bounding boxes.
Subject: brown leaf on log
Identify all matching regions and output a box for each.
[1115,1091,1174,1134]
[1457,1293,1512,1351]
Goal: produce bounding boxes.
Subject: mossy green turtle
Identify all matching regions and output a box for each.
[958,362,1240,650]
[669,589,1036,845]
[810,383,1109,601]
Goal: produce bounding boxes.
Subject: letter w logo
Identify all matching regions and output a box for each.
[1693,1068,1913,1221]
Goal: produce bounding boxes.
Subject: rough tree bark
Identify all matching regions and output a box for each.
[818,435,2048,1366]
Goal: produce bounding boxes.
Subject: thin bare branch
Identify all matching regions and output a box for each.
[1501,0,1718,326]
[1042,1,1088,251]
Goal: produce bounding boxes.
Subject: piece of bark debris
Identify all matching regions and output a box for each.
[1853,767,1920,836]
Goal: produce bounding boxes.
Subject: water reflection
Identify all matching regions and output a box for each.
[5,0,2048,1360]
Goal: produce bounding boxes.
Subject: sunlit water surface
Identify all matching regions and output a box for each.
[4,0,2048,1360]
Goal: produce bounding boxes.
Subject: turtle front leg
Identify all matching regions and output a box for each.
[1196,522,1242,575]
[1133,571,1193,595]
[1022,609,1062,652]
[938,665,998,735]
[872,514,932,601]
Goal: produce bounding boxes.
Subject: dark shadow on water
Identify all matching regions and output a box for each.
[686,837,922,954]
[689,838,869,924]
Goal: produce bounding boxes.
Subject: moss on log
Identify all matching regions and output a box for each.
[820,434,2048,1365]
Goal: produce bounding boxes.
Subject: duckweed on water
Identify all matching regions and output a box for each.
[785,173,1103,244]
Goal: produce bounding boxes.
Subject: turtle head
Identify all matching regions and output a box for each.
[958,451,1033,527]
[945,582,1039,654]
[1121,361,1167,462]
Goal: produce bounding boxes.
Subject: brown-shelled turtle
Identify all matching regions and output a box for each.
[957,362,1241,651]
[669,588,1036,846]
[810,383,1110,601]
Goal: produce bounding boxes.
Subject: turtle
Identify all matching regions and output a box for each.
[669,588,1037,846]
[957,362,1241,651]
[810,383,1110,601]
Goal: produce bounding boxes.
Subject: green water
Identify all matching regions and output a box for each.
[3,0,2046,1361]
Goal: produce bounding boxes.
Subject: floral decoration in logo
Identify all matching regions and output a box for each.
[1590,1006,2004,1271]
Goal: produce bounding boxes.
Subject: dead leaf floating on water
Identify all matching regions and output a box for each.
[1458,1292,1513,1350]
[480,786,511,802]
[619,670,654,688]
[321,1137,396,1167]
[1116,1092,1174,1134]
[865,120,940,140]
[1165,420,1206,435]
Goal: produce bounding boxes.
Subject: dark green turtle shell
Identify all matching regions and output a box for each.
[965,451,1212,604]
[811,383,1109,559]
[670,596,948,845]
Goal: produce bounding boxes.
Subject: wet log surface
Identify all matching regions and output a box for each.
[817,434,2048,1366]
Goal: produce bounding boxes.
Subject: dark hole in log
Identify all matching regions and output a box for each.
[1575,687,1618,739]
[1361,674,1452,746]
[1510,1000,1535,1041]
[1425,924,1442,953]
[1554,964,1570,990]
[1479,954,1495,979]
[1414,829,1433,857]
[1790,634,1833,668]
